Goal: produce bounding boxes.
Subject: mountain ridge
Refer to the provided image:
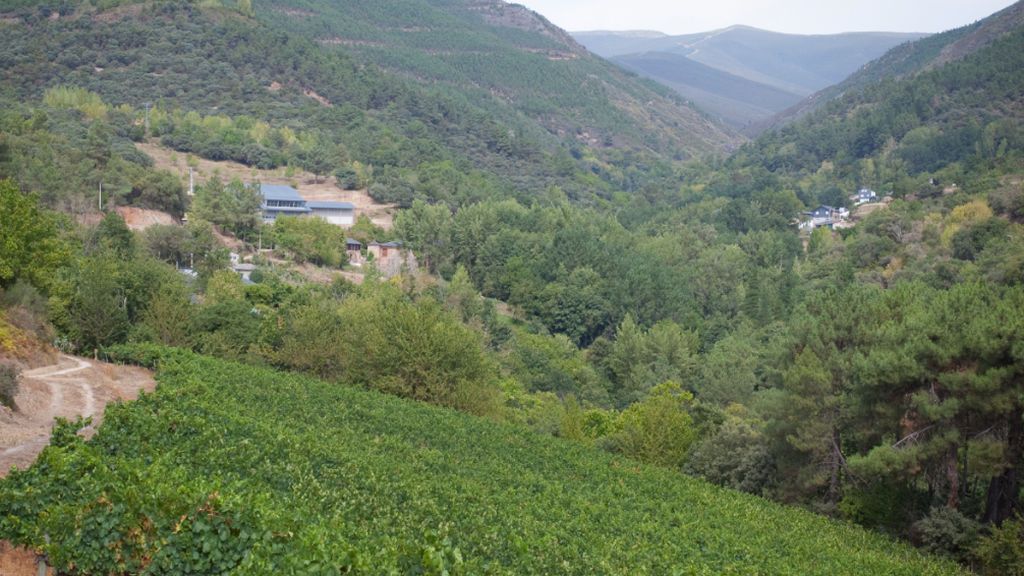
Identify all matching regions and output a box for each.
[763,0,1024,131]
[574,26,926,94]
[574,26,925,131]
[612,51,804,130]
[729,3,1024,197]
[257,0,741,161]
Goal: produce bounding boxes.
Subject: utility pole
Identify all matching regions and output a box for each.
[98,181,103,211]
[188,167,195,196]
[143,101,152,136]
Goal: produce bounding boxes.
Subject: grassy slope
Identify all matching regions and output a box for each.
[1,346,963,574]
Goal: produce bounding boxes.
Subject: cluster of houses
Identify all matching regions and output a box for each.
[256,183,411,277]
[798,188,882,232]
[343,239,415,277]
[183,183,411,282]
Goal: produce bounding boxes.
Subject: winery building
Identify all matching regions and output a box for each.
[258,184,355,227]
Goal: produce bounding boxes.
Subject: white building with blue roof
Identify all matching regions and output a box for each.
[258,184,355,227]
[260,184,311,222]
[306,200,355,226]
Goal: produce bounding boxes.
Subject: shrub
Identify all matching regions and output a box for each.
[271,216,348,268]
[685,409,775,496]
[0,280,48,315]
[974,517,1024,575]
[3,306,53,342]
[988,183,1024,222]
[334,166,359,190]
[913,507,981,563]
[0,362,20,411]
[0,280,53,340]
[611,381,697,469]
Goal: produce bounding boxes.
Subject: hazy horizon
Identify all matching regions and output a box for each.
[518,0,1018,36]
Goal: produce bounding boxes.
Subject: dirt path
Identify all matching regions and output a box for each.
[0,355,155,477]
[0,541,43,576]
[0,355,152,574]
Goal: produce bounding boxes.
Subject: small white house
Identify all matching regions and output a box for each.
[853,188,878,205]
[800,205,849,231]
[232,263,257,283]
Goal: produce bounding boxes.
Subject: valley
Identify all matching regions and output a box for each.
[575,26,925,130]
[1,0,1023,574]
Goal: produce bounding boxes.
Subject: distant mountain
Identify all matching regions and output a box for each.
[576,27,926,94]
[612,52,804,129]
[574,27,925,130]
[733,1,1024,183]
[571,30,677,58]
[768,0,1024,130]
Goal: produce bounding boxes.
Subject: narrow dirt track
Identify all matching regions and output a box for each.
[0,354,154,477]
[0,355,154,574]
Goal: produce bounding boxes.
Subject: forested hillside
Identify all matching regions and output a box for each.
[258,0,737,159]
[0,0,737,207]
[612,51,804,129]
[738,11,1024,187]
[767,1,1024,129]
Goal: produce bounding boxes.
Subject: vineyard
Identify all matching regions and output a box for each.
[0,346,963,575]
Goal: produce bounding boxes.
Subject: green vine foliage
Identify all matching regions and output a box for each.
[0,345,964,575]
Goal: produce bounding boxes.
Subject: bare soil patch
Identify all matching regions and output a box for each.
[303,88,333,107]
[274,7,317,17]
[116,206,177,230]
[0,541,46,576]
[852,202,888,221]
[92,3,142,23]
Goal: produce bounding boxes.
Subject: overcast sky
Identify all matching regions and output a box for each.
[517,0,1018,35]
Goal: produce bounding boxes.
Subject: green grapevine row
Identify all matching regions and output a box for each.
[0,345,964,574]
